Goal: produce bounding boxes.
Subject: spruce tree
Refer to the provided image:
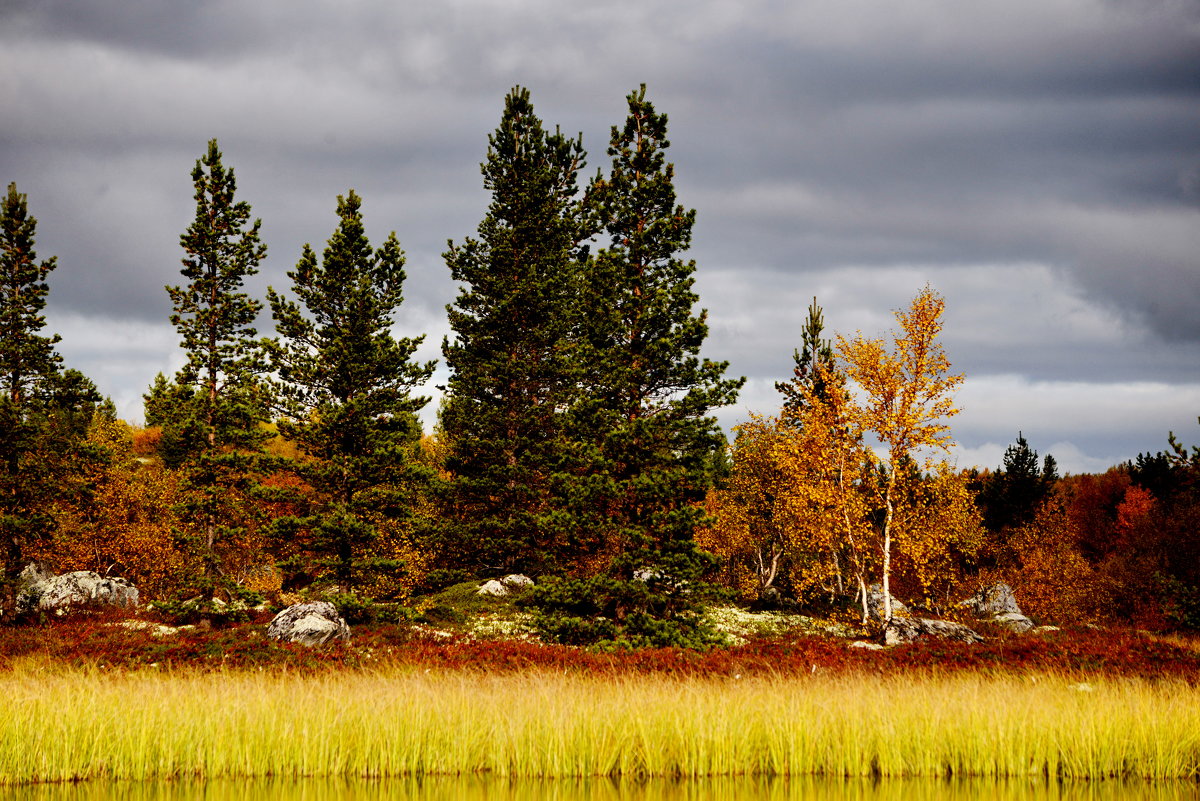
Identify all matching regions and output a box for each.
[0,184,103,588]
[979,432,1056,532]
[0,182,63,583]
[265,190,434,586]
[0,183,62,408]
[142,372,203,470]
[776,296,835,417]
[529,86,744,648]
[164,139,269,575]
[441,87,587,575]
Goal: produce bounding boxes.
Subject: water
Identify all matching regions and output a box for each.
[1,778,1195,801]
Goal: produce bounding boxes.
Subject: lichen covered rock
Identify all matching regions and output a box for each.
[477,580,509,597]
[960,583,1022,617]
[959,583,1035,633]
[477,574,535,598]
[15,564,139,616]
[864,584,909,621]
[883,616,984,646]
[266,601,350,647]
[501,574,534,590]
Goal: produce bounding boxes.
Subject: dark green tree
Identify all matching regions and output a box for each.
[775,296,835,417]
[441,87,588,575]
[0,182,61,408]
[0,185,103,588]
[265,190,434,586]
[979,432,1057,532]
[164,139,269,574]
[142,372,202,470]
[528,86,744,648]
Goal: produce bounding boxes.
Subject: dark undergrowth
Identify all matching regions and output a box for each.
[1,610,1197,681]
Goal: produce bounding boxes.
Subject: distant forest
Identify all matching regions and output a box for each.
[2,86,1198,643]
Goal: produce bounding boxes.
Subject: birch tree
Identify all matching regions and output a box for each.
[838,285,964,624]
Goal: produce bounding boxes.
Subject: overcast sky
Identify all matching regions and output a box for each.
[2,0,1198,474]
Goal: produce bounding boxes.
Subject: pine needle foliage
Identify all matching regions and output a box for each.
[775,296,835,417]
[164,139,270,576]
[266,190,434,586]
[0,182,62,408]
[0,183,63,575]
[528,86,743,649]
[0,185,103,586]
[441,87,588,575]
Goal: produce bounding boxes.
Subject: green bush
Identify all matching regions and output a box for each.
[152,596,251,627]
[523,575,722,651]
[1158,574,1200,630]
[324,593,413,625]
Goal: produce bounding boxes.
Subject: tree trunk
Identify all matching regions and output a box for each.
[881,476,896,625]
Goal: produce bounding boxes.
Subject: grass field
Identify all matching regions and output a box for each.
[2,663,1197,785]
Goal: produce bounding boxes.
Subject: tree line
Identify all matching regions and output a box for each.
[3,86,1199,642]
[704,296,1200,631]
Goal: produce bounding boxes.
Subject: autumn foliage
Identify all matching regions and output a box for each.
[7,136,1200,641]
[707,287,981,623]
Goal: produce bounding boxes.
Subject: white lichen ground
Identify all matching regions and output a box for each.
[467,612,540,641]
[703,605,859,646]
[417,605,858,647]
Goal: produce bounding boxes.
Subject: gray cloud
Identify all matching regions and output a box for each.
[2,0,1198,471]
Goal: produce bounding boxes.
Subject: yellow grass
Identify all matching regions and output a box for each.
[1,663,1197,785]
[5,777,1199,801]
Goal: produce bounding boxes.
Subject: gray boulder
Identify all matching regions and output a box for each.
[501,574,534,590]
[477,580,509,597]
[958,583,1035,633]
[884,616,984,646]
[864,583,909,621]
[15,564,139,616]
[267,602,350,647]
[959,583,1022,616]
[477,574,536,598]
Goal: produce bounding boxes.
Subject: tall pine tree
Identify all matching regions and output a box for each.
[266,190,434,586]
[164,139,269,576]
[0,182,62,408]
[0,184,103,590]
[440,87,588,576]
[529,86,744,648]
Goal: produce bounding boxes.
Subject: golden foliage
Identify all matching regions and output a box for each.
[43,459,192,599]
[129,425,162,459]
[696,489,760,601]
[706,375,877,603]
[33,414,191,597]
[838,285,964,468]
[889,464,984,609]
[836,285,965,620]
[709,286,974,617]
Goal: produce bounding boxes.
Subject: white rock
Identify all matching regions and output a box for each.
[16,566,139,615]
[501,574,534,590]
[267,602,350,647]
[477,580,509,597]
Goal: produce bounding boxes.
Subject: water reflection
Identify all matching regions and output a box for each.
[1,777,1195,801]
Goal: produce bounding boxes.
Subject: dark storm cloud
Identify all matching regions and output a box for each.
[2,0,1198,468]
